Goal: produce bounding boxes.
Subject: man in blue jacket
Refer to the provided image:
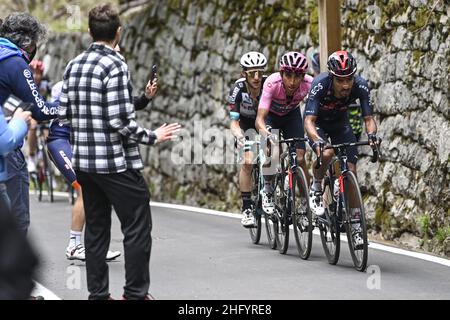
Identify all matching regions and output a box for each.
[0,97,39,300]
[0,13,58,234]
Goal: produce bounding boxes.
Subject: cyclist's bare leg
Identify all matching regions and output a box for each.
[312,149,334,184]
[71,188,85,233]
[239,151,254,193]
[262,141,279,190]
[296,148,309,186]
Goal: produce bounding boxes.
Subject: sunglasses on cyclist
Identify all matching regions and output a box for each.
[245,69,264,78]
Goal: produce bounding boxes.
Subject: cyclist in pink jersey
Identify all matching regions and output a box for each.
[255,51,313,214]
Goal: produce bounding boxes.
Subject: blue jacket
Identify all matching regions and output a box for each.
[0,38,58,121]
[0,106,28,181]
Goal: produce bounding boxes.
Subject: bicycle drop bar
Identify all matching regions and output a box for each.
[315,138,383,168]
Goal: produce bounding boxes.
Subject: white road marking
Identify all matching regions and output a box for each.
[31,282,61,300]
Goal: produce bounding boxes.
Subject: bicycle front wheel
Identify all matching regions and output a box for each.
[319,175,340,265]
[249,165,262,244]
[292,168,312,260]
[343,171,368,272]
[274,174,289,254]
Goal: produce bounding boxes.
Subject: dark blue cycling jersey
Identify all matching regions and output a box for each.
[0,38,58,121]
[304,72,373,127]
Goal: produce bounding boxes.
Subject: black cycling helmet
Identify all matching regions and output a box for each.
[327,50,357,77]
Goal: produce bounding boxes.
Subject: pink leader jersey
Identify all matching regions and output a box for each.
[258,72,313,116]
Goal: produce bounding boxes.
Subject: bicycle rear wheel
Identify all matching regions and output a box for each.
[343,171,368,271]
[274,173,289,254]
[292,168,312,260]
[319,175,340,265]
[265,213,277,249]
[249,164,262,244]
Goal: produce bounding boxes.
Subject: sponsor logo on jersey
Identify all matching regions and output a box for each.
[24,68,54,115]
[310,82,324,96]
[358,84,369,93]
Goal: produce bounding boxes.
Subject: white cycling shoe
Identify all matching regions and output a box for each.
[309,190,325,217]
[262,191,275,215]
[241,207,256,228]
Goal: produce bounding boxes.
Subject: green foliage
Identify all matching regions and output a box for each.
[307,1,319,46]
[436,227,450,244]
[414,7,432,30]
[419,214,430,237]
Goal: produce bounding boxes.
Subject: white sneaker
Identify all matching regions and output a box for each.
[66,244,86,261]
[241,207,256,228]
[66,244,121,261]
[309,190,325,217]
[262,191,275,214]
[106,250,121,261]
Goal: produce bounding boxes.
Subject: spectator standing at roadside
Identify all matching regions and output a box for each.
[59,4,180,300]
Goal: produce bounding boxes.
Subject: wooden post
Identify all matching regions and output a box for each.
[318,0,341,72]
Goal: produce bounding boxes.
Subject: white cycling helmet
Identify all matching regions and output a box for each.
[240,51,267,70]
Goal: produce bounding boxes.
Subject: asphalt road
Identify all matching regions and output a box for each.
[28,193,450,300]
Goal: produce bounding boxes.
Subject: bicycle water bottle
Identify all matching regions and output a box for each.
[284,174,289,191]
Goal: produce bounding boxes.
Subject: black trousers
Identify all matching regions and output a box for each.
[76,169,152,300]
[0,183,37,300]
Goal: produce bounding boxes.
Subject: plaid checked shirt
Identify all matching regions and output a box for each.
[58,43,156,174]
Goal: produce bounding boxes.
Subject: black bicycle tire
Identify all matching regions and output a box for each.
[47,170,54,203]
[292,168,313,260]
[249,164,262,244]
[319,175,341,265]
[265,213,277,249]
[343,171,368,272]
[38,171,43,202]
[274,174,289,254]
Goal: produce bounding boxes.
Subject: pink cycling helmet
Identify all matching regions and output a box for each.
[279,51,308,73]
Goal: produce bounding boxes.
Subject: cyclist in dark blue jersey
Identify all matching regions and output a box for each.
[229,51,267,227]
[304,50,379,245]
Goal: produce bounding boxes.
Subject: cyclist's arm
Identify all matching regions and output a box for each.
[256,83,273,136]
[304,115,322,155]
[255,107,270,136]
[357,78,377,135]
[8,57,58,122]
[228,82,244,138]
[230,120,243,139]
[304,79,325,154]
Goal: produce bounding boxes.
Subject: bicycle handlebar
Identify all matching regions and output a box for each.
[278,137,308,144]
[316,138,383,168]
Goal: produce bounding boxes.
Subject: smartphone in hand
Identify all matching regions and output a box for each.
[151,64,158,82]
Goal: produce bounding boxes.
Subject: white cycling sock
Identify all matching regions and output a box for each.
[69,230,82,248]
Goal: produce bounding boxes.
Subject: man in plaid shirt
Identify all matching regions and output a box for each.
[59,4,180,300]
